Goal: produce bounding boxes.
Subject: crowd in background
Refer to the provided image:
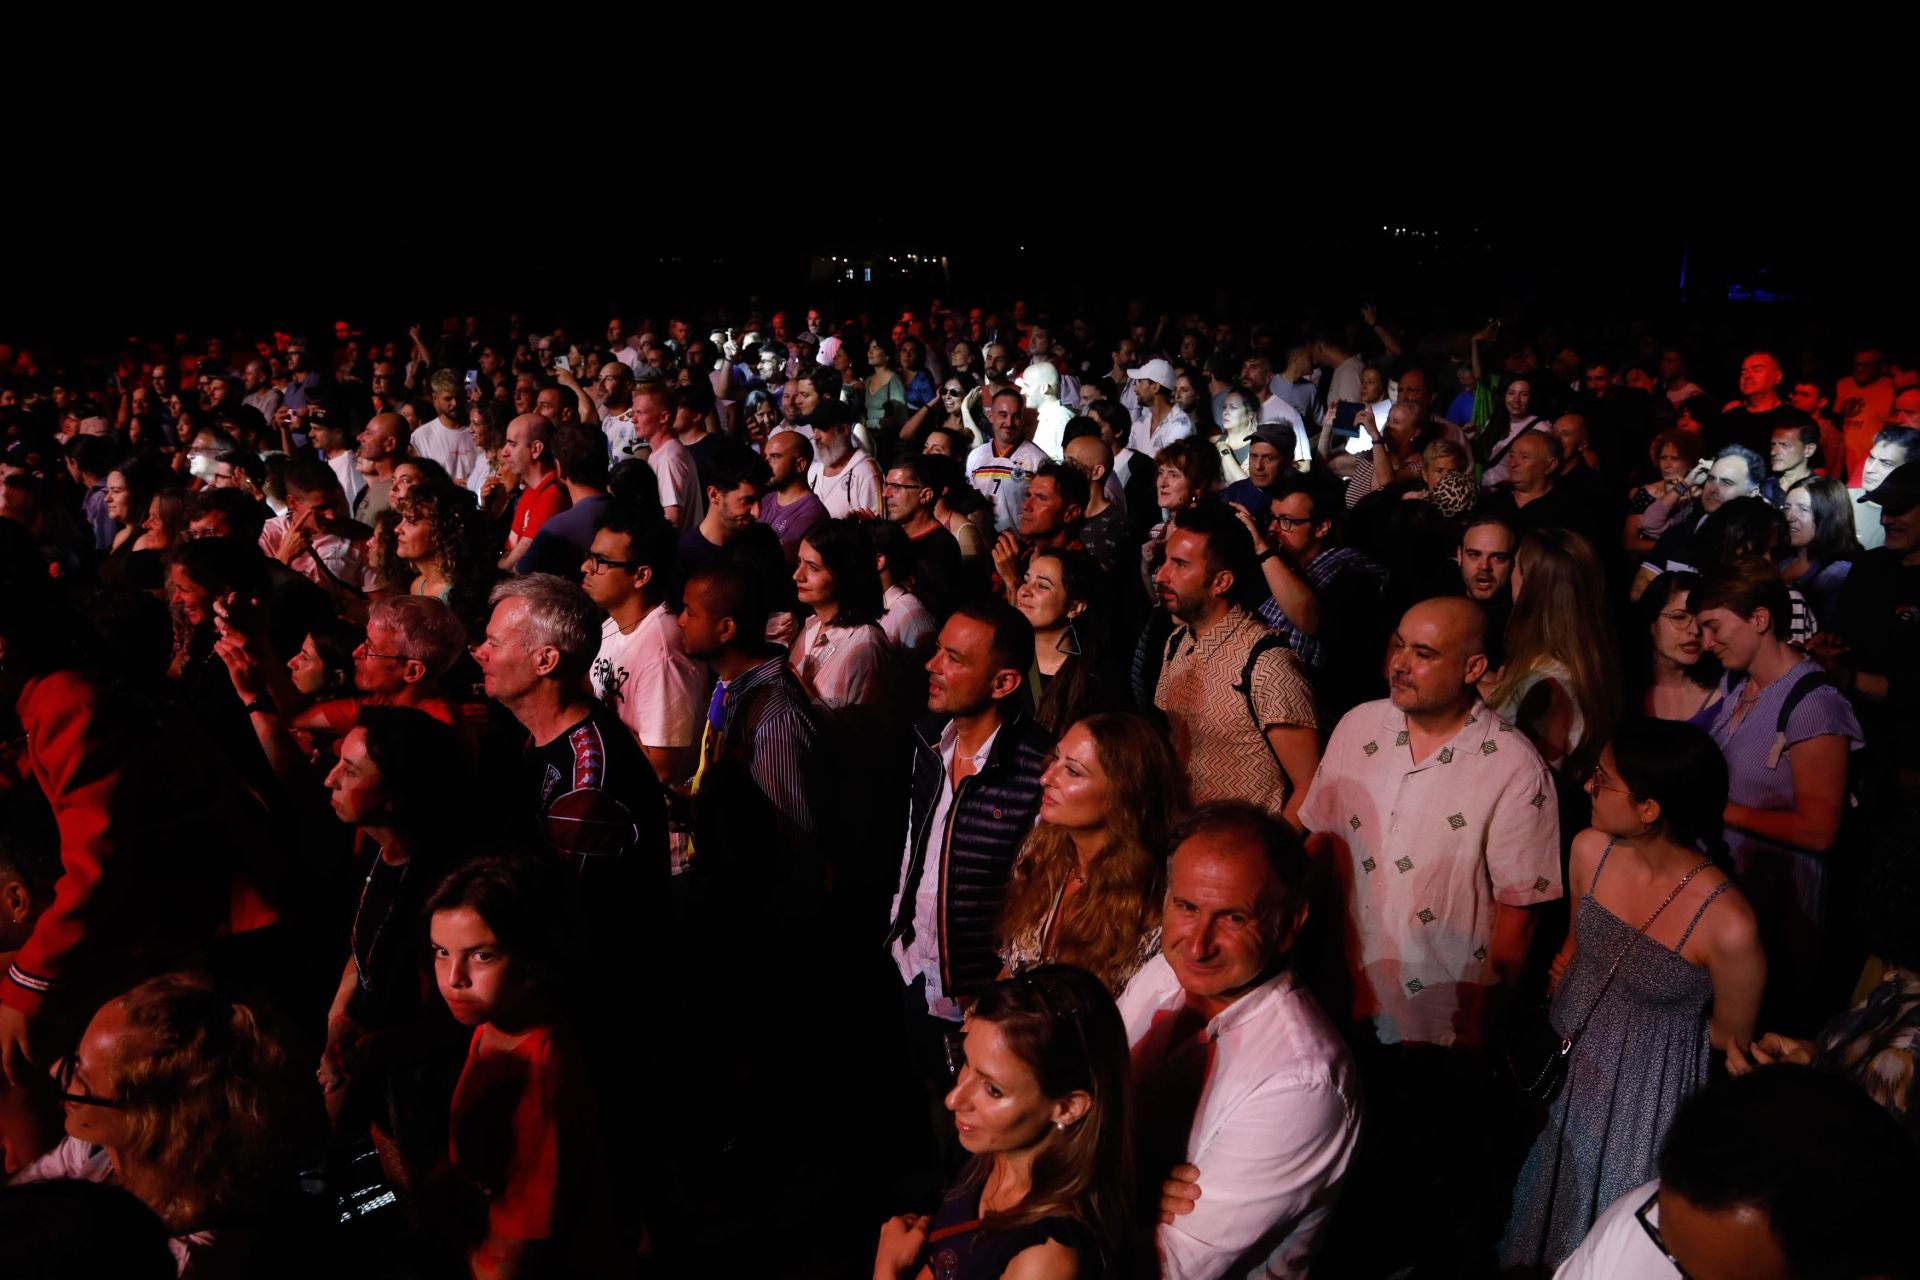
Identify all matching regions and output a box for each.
[0,297,1914,1279]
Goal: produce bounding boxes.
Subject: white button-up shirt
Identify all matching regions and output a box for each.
[1300,698,1562,1047]
[1119,957,1362,1280]
[1130,403,1195,457]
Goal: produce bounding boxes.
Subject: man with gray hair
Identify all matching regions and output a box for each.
[474,574,667,878]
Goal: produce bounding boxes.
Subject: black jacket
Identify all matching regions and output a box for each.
[888,709,1053,1001]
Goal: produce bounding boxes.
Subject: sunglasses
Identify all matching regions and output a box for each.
[942,387,964,397]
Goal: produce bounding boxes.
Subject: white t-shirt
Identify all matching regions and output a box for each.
[1553,1181,1675,1279]
[410,418,480,487]
[602,407,639,460]
[646,435,705,531]
[589,608,707,753]
[326,447,366,511]
[807,448,884,519]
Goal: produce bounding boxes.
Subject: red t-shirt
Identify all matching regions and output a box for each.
[448,1021,591,1241]
[510,472,571,547]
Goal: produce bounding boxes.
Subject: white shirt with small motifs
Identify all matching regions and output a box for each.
[1299,698,1562,1047]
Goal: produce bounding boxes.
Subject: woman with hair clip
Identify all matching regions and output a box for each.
[997,713,1189,996]
[1014,548,1121,738]
[10,973,300,1276]
[1483,527,1621,776]
[875,965,1136,1280]
[1499,718,1765,1276]
[1779,475,1863,625]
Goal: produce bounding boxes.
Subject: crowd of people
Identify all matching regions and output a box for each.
[0,300,1915,1279]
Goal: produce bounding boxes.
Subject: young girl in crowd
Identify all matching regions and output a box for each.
[427,856,605,1280]
[874,965,1135,1280]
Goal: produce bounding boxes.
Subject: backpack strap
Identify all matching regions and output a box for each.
[1233,632,1297,776]
[1767,670,1834,770]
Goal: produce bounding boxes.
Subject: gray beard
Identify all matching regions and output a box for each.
[816,435,852,468]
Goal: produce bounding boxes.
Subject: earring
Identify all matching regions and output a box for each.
[1057,621,1083,658]
[1054,1121,1067,1131]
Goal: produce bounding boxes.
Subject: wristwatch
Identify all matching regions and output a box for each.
[1257,548,1279,563]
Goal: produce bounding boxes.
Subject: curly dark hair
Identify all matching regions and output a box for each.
[395,482,496,627]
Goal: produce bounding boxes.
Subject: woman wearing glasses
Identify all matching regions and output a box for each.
[1499,719,1764,1275]
[14,974,298,1276]
[874,965,1136,1280]
[1632,572,1722,723]
[901,371,981,452]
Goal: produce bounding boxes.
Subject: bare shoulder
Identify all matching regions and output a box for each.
[1566,828,1610,896]
[1002,1238,1080,1280]
[1694,872,1762,955]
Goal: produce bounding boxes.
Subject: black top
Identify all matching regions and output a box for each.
[924,1183,1105,1280]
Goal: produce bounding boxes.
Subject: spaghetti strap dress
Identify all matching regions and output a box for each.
[1499,837,1730,1274]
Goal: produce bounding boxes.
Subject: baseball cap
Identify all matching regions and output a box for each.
[1126,358,1178,390]
[1861,461,1920,514]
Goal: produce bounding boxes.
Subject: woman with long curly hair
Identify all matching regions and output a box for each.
[1484,527,1621,776]
[12,974,298,1274]
[998,712,1189,996]
[875,965,1136,1280]
[392,480,496,631]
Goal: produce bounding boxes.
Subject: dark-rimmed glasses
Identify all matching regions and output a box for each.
[1634,1190,1689,1277]
[53,1054,120,1109]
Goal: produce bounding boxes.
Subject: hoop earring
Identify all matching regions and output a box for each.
[1057,622,1083,658]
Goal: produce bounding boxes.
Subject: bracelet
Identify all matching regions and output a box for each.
[244,700,276,717]
[1257,548,1279,563]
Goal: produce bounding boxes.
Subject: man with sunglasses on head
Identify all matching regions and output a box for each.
[1241,471,1387,720]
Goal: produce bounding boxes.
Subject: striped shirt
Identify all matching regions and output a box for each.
[707,654,818,842]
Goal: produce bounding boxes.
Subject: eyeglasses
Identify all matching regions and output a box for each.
[356,644,408,662]
[1658,609,1694,626]
[881,480,926,492]
[584,552,641,574]
[1634,1191,1690,1278]
[1586,762,1633,796]
[52,1055,120,1110]
[1268,514,1314,532]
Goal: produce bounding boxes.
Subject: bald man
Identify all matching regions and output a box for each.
[353,411,411,522]
[1298,594,1560,1269]
[1063,432,1127,569]
[500,413,569,569]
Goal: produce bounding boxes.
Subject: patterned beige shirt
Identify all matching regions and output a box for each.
[1155,606,1317,816]
[1299,698,1561,1047]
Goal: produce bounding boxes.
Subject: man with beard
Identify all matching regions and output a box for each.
[806,400,881,520]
